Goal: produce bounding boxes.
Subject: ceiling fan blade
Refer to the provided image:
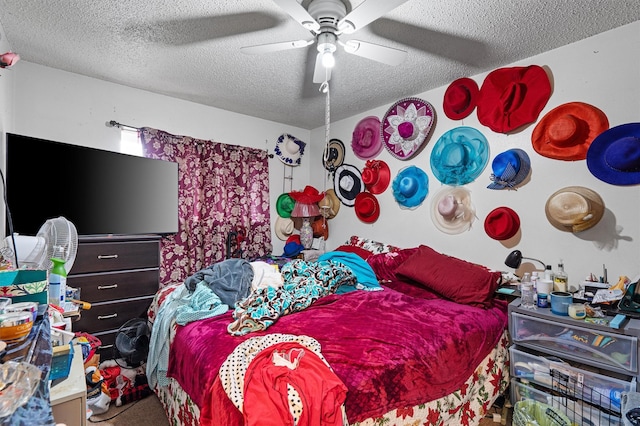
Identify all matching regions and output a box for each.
[273,0,320,32]
[340,39,407,66]
[338,0,410,34]
[313,52,332,84]
[241,39,314,55]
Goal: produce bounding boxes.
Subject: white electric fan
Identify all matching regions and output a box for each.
[2,216,78,273]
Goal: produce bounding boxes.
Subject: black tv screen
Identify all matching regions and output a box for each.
[5,133,179,236]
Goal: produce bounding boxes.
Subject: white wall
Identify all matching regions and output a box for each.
[1,22,638,287]
[0,62,311,248]
[309,21,640,285]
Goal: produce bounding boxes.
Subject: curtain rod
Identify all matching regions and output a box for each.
[106,120,140,131]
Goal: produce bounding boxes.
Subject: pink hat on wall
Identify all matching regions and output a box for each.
[352,116,383,159]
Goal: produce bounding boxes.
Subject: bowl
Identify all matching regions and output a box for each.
[0,361,42,419]
[0,313,33,342]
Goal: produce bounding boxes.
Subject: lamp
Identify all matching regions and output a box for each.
[505,250,547,270]
[291,203,320,250]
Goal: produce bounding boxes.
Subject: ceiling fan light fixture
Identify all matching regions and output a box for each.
[321,50,335,68]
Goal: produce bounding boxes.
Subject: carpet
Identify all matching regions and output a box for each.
[88,394,169,426]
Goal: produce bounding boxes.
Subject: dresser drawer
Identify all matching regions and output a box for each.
[71,240,159,274]
[510,346,633,410]
[510,312,638,374]
[75,297,153,333]
[67,269,158,303]
[510,378,621,425]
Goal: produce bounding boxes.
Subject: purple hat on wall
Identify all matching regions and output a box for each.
[352,116,383,159]
[586,122,640,185]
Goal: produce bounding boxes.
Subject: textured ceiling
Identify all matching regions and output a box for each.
[1,0,639,130]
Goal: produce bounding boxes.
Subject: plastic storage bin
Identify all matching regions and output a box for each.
[50,343,74,381]
[510,312,638,374]
[510,345,635,409]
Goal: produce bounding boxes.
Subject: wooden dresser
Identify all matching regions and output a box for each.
[67,235,160,360]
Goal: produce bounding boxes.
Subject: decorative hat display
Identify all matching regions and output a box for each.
[354,192,381,223]
[322,138,346,172]
[352,116,383,160]
[276,192,295,218]
[333,164,364,207]
[484,207,520,240]
[312,217,329,240]
[274,133,306,166]
[361,160,391,195]
[318,189,341,219]
[487,148,531,190]
[430,126,490,186]
[282,234,305,257]
[392,165,429,209]
[430,186,476,235]
[532,102,609,161]
[476,65,552,134]
[274,216,295,241]
[382,97,436,160]
[545,186,605,233]
[443,77,479,120]
[586,122,640,185]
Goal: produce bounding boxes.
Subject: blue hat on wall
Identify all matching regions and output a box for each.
[487,148,531,190]
[586,122,640,185]
[430,126,489,186]
[392,165,429,209]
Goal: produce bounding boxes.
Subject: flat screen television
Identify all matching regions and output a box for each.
[5,133,179,236]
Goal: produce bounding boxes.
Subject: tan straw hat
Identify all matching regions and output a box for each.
[274,216,295,241]
[545,186,605,232]
[318,189,341,219]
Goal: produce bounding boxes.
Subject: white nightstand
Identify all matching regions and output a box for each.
[50,344,87,426]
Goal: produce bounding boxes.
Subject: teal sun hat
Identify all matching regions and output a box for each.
[392,165,429,209]
[430,126,490,186]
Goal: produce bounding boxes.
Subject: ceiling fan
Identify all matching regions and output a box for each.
[241,0,410,84]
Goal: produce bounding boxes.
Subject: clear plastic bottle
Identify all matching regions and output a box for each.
[554,260,568,292]
[520,272,536,309]
[544,264,554,282]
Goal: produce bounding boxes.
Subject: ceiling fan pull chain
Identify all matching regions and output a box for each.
[323,81,331,192]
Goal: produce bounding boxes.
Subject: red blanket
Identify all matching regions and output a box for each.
[167,280,508,423]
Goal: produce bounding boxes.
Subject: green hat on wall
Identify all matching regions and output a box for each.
[276,193,295,218]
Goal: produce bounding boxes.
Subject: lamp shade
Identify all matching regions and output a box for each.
[505,250,523,269]
[291,202,320,218]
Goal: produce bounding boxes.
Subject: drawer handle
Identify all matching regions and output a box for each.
[97,313,118,320]
[97,254,119,259]
[97,284,118,290]
[98,344,114,350]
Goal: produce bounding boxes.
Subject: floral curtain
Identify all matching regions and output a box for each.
[140,128,272,288]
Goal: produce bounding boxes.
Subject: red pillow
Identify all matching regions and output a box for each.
[334,244,373,260]
[366,247,418,282]
[395,245,501,308]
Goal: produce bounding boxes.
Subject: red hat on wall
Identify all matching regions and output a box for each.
[354,192,380,223]
[443,77,479,120]
[361,160,391,195]
[484,207,520,240]
[532,102,609,161]
[476,65,552,134]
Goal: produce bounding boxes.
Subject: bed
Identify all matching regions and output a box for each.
[146,238,510,426]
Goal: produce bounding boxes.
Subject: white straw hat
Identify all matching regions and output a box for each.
[430,186,476,234]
